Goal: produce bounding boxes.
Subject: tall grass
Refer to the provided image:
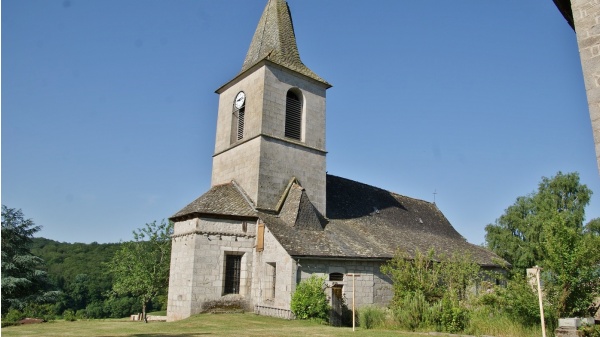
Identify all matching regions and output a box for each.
[465,307,544,337]
[357,306,387,329]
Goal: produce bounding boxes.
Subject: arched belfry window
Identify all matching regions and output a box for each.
[284,89,302,141]
[231,91,246,144]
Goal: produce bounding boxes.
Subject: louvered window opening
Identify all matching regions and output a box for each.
[236,107,245,141]
[224,255,242,294]
[285,91,302,140]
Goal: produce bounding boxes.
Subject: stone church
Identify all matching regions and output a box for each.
[166,0,501,322]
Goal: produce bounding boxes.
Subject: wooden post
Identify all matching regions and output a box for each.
[347,273,361,332]
[534,266,546,337]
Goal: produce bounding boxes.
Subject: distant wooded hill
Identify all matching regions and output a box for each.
[29,237,165,318]
[31,237,121,290]
[30,237,134,316]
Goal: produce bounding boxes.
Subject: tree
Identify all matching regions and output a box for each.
[1,205,58,315]
[106,220,173,321]
[485,172,600,317]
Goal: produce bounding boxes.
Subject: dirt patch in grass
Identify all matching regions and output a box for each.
[18,318,44,325]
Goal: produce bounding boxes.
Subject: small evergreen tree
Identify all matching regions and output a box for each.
[1,205,59,315]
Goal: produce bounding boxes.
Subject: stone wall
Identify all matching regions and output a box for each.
[257,137,326,214]
[296,259,393,308]
[211,136,261,202]
[167,217,395,321]
[251,224,298,312]
[166,217,256,322]
[571,0,600,173]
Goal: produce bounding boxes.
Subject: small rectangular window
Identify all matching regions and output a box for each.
[257,223,264,252]
[224,255,242,294]
[266,262,276,299]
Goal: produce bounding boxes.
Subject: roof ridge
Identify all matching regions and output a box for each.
[327,173,436,206]
[231,180,257,212]
[273,177,301,213]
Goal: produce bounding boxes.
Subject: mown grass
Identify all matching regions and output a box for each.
[1,313,425,337]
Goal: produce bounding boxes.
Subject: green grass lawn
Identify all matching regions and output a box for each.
[1,313,425,337]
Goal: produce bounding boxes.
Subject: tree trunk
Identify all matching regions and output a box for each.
[143,302,147,323]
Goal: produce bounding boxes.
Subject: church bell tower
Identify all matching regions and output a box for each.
[211,0,331,215]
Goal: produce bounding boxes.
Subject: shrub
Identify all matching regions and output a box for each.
[85,301,106,319]
[495,274,557,331]
[3,309,25,323]
[104,296,140,318]
[62,309,76,321]
[438,291,470,333]
[394,291,429,331]
[358,306,386,329]
[23,303,56,321]
[75,309,87,320]
[440,304,469,333]
[290,275,330,322]
[382,248,481,306]
[580,325,600,337]
[424,298,443,329]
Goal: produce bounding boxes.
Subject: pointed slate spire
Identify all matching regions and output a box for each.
[241,0,330,86]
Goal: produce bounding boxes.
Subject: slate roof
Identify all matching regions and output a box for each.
[264,175,502,266]
[170,181,256,219]
[171,175,503,267]
[240,0,330,87]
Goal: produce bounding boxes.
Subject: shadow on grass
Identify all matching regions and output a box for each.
[98,334,212,337]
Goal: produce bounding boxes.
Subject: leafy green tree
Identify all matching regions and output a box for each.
[1,205,59,315]
[67,274,93,310]
[485,172,600,317]
[106,220,173,321]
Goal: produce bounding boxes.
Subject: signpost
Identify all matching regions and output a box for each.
[532,266,546,337]
[347,273,361,332]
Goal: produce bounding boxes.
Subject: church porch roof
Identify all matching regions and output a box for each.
[170,181,257,220]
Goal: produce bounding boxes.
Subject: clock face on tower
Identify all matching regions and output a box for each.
[234,91,246,109]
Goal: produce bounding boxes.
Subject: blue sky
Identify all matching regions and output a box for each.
[3,0,599,245]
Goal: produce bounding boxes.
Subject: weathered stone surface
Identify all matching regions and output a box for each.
[571,0,600,173]
[555,327,584,337]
